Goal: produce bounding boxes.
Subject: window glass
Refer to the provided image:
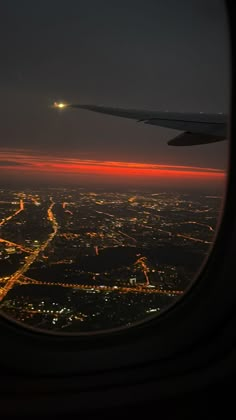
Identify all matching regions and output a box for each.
[0,0,229,334]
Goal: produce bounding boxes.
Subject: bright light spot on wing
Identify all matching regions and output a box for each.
[53,102,68,109]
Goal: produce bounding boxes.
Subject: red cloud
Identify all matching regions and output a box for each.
[0,149,226,184]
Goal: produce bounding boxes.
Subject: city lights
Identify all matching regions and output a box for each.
[0,188,221,333]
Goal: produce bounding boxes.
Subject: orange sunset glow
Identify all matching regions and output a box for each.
[0,149,226,187]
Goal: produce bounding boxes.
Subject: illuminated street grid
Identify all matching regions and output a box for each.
[0,188,221,332]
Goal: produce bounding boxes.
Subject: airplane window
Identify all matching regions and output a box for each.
[0,0,229,334]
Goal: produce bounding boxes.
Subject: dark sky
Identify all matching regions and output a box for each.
[0,0,230,187]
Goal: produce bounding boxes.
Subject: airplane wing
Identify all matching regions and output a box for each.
[59,103,227,146]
